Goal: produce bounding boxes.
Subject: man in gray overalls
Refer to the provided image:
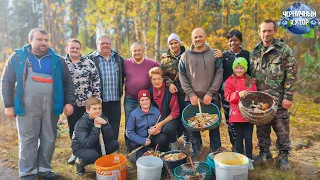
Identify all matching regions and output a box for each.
[1,28,74,180]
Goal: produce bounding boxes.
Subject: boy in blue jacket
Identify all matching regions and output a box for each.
[126,90,169,162]
[71,97,119,175]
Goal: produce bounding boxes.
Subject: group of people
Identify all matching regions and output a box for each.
[1,19,296,180]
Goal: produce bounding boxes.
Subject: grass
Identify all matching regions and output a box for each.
[0,62,5,76]
[0,94,320,179]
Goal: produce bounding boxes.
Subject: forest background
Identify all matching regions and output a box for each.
[0,1,320,179]
[0,0,320,97]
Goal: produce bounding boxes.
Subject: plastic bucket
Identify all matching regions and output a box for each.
[206,152,215,173]
[94,154,127,180]
[173,161,212,180]
[214,152,249,180]
[160,150,187,171]
[136,156,163,180]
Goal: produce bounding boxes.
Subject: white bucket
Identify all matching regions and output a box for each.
[136,156,163,180]
[214,152,249,180]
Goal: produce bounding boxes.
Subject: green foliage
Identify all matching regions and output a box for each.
[296,42,320,95]
[1,0,320,95]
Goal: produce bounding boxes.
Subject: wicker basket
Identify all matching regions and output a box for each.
[174,162,212,180]
[181,103,221,131]
[239,91,278,126]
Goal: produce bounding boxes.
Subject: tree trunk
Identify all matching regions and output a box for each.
[82,0,89,47]
[125,0,130,53]
[155,0,161,62]
[167,2,178,33]
[142,19,148,57]
[90,32,96,49]
[0,0,10,61]
[42,0,49,30]
[134,19,142,42]
[254,2,258,32]
[225,2,229,36]
[71,13,79,38]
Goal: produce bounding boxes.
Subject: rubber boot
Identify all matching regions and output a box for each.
[253,147,272,164]
[75,158,86,175]
[277,151,291,171]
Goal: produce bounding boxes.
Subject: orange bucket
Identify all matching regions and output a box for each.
[94,154,127,180]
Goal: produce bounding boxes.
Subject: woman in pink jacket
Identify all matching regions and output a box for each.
[224,57,257,163]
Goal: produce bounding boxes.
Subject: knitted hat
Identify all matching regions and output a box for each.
[137,90,151,101]
[232,57,248,72]
[167,33,181,44]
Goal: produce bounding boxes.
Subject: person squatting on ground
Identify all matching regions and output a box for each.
[1,28,75,180]
[126,90,170,162]
[64,38,101,165]
[224,57,257,169]
[71,97,119,175]
[179,27,223,155]
[123,42,159,150]
[250,20,297,171]
[148,67,180,151]
[86,35,125,141]
[221,30,251,151]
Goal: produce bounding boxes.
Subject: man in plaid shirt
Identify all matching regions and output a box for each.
[86,35,125,141]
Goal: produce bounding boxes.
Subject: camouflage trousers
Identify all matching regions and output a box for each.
[257,109,291,151]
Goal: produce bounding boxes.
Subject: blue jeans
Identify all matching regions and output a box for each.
[124,96,139,148]
[124,96,139,127]
[186,98,222,152]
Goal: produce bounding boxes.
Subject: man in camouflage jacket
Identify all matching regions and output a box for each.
[250,20,297,171]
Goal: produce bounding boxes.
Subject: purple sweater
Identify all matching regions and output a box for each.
[124,58,159,99]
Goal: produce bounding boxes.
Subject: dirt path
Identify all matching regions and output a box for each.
[0,159,19,180]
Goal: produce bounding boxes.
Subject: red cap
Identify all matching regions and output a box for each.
[137,90,151,101]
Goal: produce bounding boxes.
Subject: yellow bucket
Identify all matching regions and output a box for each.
[94,154,127,180]
[214,152,249,180]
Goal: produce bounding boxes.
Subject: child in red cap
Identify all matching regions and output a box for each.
[126,90,170,162]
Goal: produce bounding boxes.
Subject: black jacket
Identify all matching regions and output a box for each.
[222,49,250,83]
[71,113,113,152]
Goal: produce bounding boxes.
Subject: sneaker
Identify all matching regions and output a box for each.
[67,154,76,164]
[75,158,86,175]
[248,158,254,170]
[38,171,59,180]
[277,151,291,171]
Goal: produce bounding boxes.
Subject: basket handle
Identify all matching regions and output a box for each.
[197,99,202,117]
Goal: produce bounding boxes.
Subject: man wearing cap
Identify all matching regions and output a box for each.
[1,28,74,180]
[179,28,223,155]
[250,20,297,170]
[126,90,169,162]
